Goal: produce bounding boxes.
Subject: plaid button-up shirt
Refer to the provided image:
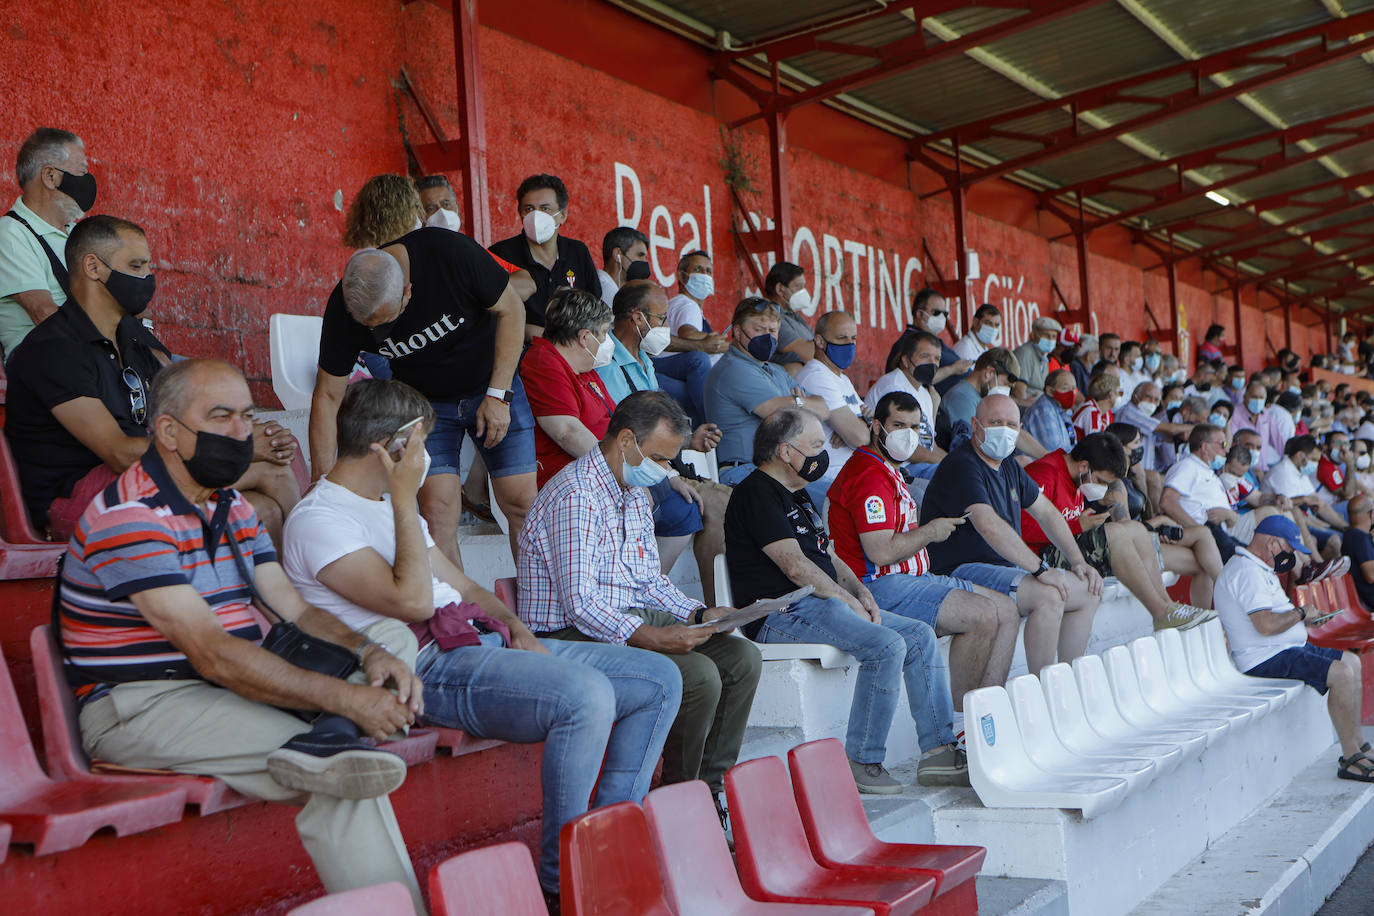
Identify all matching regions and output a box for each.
[517,447,701,643]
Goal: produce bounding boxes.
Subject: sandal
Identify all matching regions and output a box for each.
[1337,750,1374,782]
[463,500,496,523]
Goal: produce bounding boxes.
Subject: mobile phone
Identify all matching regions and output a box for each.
[385,417,424,459]
[1307,610,1342,627]
[1084,499,1113,514]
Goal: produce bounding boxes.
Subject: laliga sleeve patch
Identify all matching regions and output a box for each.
[864,496,886,523]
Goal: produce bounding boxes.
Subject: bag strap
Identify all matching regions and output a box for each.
[5,210,70,297]
[218,505,286,625]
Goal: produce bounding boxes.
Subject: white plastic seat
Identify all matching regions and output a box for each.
[1007,676,1157,792]
[678,448,719,484]
[1038,663,1186,773]
[713,553,731,607]
[964,687,1130,820]
[1180,626,1292,709]
[1097,649,1232,745]
[1200,620,1305,703]
[1128,637,1258,728]
[269,314,323,411]
[1069,656,1210,755]
[1155,629,1276,716]
[723,555,857,667]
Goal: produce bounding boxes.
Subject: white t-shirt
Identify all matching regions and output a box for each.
[665,293,721,366]
[863,369,936,450]
[952,334,987,361]
[795,359,862,476]
[1214,547,1307,671]
[282,478,463,633]
[596,269,617,307]
[1260,456,1315,499]
[1162,452,1230,525]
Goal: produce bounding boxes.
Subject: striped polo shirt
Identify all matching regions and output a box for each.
[58,447,276,702]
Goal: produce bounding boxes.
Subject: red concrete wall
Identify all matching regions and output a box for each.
[0,0,1330,406]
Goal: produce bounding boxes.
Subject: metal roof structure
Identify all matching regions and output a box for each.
[607,0,1374,345]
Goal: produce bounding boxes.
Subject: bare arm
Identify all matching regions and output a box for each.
[308,370,348,482]
[487,283,524,391]
[1249,606,1306,637]
[761,538,871,619]
[11,289,58,325]
[535,415,600,459]
[50,398,149,472]
[753,394,829,421]
[1027,495,1088,566]
[857,516,963,568]
[933,359,973,384]
[1159,487,1201,528]
[780,338,816,365]
[829,406,870,448]
[967,502,1041,571]
[1016,428,1048,459]
[508,269,536,302]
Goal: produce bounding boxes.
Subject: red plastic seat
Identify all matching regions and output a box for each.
[644,779,872,916]
[430,840,548,916]
[288,881,416,914]
[430,727,505,756]
[376,727,439,765]
[725,756,936,916]
[0,820,10,862]
[494,576,518,611]
[0,644,188,855]
[789,739,985,906]
[560,801,674,916]
[0,431,49,545]
[30,625,253,814]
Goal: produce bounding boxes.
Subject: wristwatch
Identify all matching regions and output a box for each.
[793,395,804,407]
[1031,559,1052,578]
[692,607,707,625]
[1297,606,1307,622]
[486,387,515,404]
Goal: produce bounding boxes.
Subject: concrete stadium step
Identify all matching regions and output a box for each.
[1130,727,1374,916]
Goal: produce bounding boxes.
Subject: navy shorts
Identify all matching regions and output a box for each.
[1245,644,1343,694]
[1206,522,1244,563]
[649,479,704,538]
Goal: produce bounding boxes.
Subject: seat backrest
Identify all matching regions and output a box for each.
[1333,575,1367,617]
[1007,674,1063,757]
[1291,583,1313,613]
[560,802,674,916]
[0,431,44,544]
[643,780,752,914]
[964,687,1034,782]
[0,645,47,791]
[494,577,518,612]
[29,625,91,779]
[788,737,876,865]
[1099,646,1153,718]
[1202,619,1236,671]
[288,881,415,915]
[1154,629,1196,690]
[1180,627,1218,686]
[430,841,547,916]
[1322,578,1342,614]
[725,755,828,897]
[713,553,732,607]
[269,314,324,412]
[1041,662,1100,742]
[1127,638,1175,703]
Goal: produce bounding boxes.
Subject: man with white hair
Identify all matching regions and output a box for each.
[0,128,97,356]
[310,229,532,566]
[1012,315,1063,396]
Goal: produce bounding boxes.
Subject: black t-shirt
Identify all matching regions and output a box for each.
[1342,528,1374,612]
[487,232,600,327]
[4,301,169,525]
[921,441,1041,574]
[724,469,835,637]
[317,227,511,401]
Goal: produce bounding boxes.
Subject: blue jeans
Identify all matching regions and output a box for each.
[866,573,976,628]
[951,562,1026,596]
[415,636,682,892]
[652,350,712,424]
[424,376,537,478]
[754,596,955,761]
[720,462,756,486]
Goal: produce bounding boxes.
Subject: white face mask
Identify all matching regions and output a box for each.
[1130,357,1143,372]
[523,210,558,245]
[421,451,433,479]
[1079,481,1108,502]
[584,332,615,369]
[925,312,947,335]
[976,323,1002,346]
[881,426,919,463]
[1137,400,1158,416]
[788,288,812,312]
[426,207,462,233]
[1358,454,1372,471]
[979,424,1019,461]
[640,322,671,357]
[411,217,423,232]
[684,273,714,301]
[987,385,1011,398]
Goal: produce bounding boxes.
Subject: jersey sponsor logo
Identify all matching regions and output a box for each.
[376,313,465,359]
[864,496,886,523]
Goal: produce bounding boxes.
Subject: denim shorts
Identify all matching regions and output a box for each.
[865,572,977,627]
[1245,644,1342,694]
[425,376,537,478]
[649,479,704,538]
[949,562,1026,596]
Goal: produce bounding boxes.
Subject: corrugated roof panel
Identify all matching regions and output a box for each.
[658,0,862,44]
[1229,161,1345,203]
[1244,59,1374,127]
[1023,143,1159,188]
[852,56,1046,131]
[1132,0,1341,58]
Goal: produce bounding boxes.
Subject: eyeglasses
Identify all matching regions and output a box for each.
[738,296,781,316]
[123,367,147,425]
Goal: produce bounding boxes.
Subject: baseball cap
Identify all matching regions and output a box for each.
[1254,515,1311,554]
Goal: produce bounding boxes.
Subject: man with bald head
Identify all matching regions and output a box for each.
[57,358,428,910]
[311,224,532,566]
[4,214,298,542]
[795,310,870,504]
[922,394,1104,674]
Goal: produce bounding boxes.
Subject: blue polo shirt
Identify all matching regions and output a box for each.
[705,345,798,465]
[597,335,657,403]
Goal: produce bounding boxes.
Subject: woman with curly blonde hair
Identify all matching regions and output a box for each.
[342,174,423,249]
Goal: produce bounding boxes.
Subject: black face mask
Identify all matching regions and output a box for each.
[100,261,156,317]
[788,444,830,483]
[1273,550,1296,575]
[56,169,97,212]
[911,362,937,386]
[175,418,254,489]
[625,260,652,282]
[1129,445,1144,467]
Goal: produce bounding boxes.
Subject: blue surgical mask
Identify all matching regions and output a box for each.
[1209,412,1226,428]
[622,437,670,488]
[1249,448,1263,468]
[1210,453,1225,471]
[1036,337,1054,353]
[1166,400,1182,412]
[1302,460,1318,477]
[823,339,856,369]
[1144,353,1161,372]
[1246,397,1266,415]
[975,323,1001,346]
[1230,377,1245,390]
[979,425,1018,461]
[684,273,714,300]
[745,331,778,361]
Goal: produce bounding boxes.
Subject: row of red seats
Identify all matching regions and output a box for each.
[0,629,502,858]
[293,738,986,915]
[1293,574,1374,651]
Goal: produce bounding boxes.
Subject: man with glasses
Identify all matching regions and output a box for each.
[705,297,829,486]
[3,215,299,542]
[885,288,972,395]
[489,173,601,340]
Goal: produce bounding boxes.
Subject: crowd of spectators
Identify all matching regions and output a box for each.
[4,125,1373,913]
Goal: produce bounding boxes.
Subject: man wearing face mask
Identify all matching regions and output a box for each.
[656,250,728,423]
[1011,315,1063,397]
[0,128,96,357]
[864,331,949,498]
[1162,424,1257,564]
[595,226,651,307]
[1230,380,1278,464]
[794,311,870,504]
[1214,515,1372,783]
[1315,431,1359,508]
[4,215,299,543]
[764,261,817,374]
[417,173,538,306]
[488,173,601,339]
[1224,365,1248,406]
[1072,371,1121,439]
[1070,333,1098,395]
[726,408,967,791]
[940,347,1047,458]
[922,395,1104,675]
[952,303,1004,362]
[1260,435,1348,555]
[1022,368,1081,455]
[705,297,830,486]
[884,288,973,394]
[1140,338,1163,380]
[1116,341,1148,397]
[1116,381,1187,482]
[520,391,762,817]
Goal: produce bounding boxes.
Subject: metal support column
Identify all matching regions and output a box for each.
[951,174,971,333]
[1283,299,1293,352]
[452,0,490,245]
[1231,283,1244,369]
[766,105,792,269]
[1164,256,1181,357]
[1075,224,1091,333]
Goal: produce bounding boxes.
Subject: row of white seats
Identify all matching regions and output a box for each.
[964,620,1304,818]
